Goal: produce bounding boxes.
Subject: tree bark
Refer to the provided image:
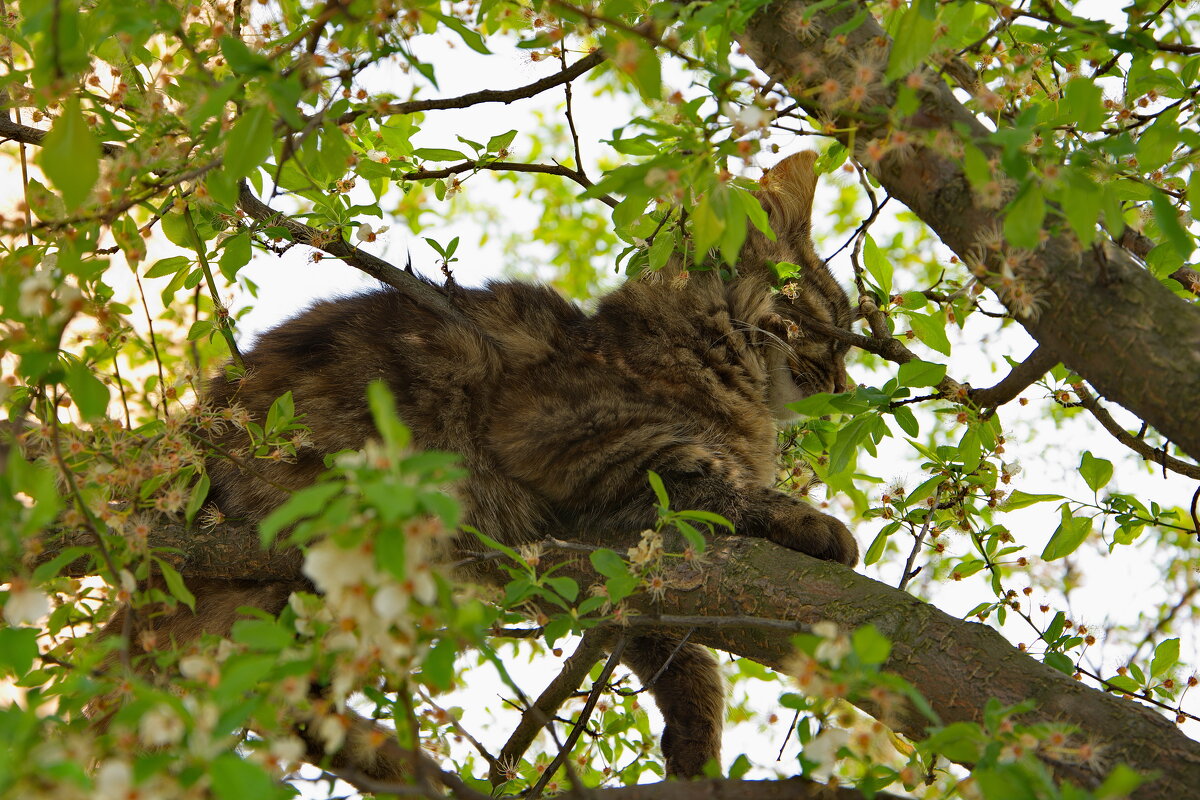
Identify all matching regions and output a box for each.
[37,523,1200,796]
[735,0,1200,461]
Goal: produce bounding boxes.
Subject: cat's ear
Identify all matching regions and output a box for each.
[755,153,853,330]
[732,151,823,287]
[756,151,820,271]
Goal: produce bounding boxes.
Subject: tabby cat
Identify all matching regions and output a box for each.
[143,151,857,780]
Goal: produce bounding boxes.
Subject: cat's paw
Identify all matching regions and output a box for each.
[768,508,858,567]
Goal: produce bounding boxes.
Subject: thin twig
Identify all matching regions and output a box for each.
[528,635,628,800]
[1074,385,1200,480]
[491,629,609,785]
[401,159,616,208]
[332,50,606,126]
[898,485,942,592]
[414,686,497,768]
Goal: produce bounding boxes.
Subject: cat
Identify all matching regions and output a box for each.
[121,151,857,781]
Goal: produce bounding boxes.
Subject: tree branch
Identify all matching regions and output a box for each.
[34,521,1200,796]
[400,160,617,208]
[967,345,1060,410]
[331,50,607,126]
[737,0,1200,461]
[234,183,463,321]
[1073,384,1200,480]
[528,635,627,799]
[490,629,609,785]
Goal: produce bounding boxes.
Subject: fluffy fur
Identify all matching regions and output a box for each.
[133,152,857,778]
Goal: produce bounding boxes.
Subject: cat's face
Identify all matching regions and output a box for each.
[744,152,854,413]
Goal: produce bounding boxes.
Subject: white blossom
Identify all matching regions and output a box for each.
[813,620,851,667]
[355,222,390,243]
[17,270,55,317]
[3,582,49,625]
[139,705,185,747]
[94,759,133,800]
[372,583,409,623]
[366,149,389,163]
[269,735,306,765]
[317,713,348,753]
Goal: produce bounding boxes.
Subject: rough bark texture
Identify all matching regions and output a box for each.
[736,0,1200,461]
[37,523,1200,797]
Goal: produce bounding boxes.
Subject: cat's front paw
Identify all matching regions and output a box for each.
[768,508,858,567]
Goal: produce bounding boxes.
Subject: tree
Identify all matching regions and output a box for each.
[0,0,1198,798]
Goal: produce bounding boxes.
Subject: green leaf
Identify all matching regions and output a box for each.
[144,255,191,279]
[231,618,294,651]
[0,628,39,676]
[728,754,751,780]
[64,359,109,420]
[211,753,278,800]
[851,625,891,665]
[1151,189,1193,259]
[1136,109,1180,171]
[367,380,411,450]
[419,492,460,528]
[186,473,210,524]
[434,12,490,54]
[154,558,196,611]
[886,2,937,80]
[187,319,214,341]
[218,232,252,281]
[589,548,629,579]
[1062,78,1106,132]
[1061,168,1102,246]
[691,194,724,258]
[259,483,344,545]
[862,234,892,296]
[863,527,890,566]
[675,509,734,530]
[422,638,458,690]
[219,36,270,74]
[1079,451,1113,493]
[646,470,669,511]
[1044,652,1075,675]
[829,413,875,476]
[1097,764,1145,798]
[225,105,274,181]
[414,148,466,162]
[904,310,951,356]
[1001,490,1064,510]
[1004,182,1046,250]
[545,576,579,603]
[896,359,945,388]
[38,99,99,208]
[1041,506,1092,561]
[486,130,517,153]
[1150,638,1179,678]
[891,405,919,437]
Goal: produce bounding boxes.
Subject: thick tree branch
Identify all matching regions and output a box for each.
[35,522,1200,796]
[737,0,1200,461]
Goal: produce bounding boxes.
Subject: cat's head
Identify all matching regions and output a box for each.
[741,152,854,409]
